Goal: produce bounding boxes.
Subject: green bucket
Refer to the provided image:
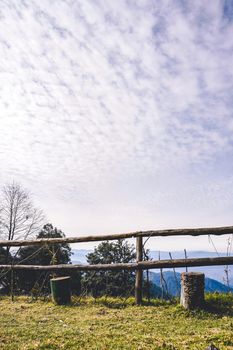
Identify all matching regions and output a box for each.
[50,276,71,305]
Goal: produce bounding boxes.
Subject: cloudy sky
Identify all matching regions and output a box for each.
[0,0,233,251]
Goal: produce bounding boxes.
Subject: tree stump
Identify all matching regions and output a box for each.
[50,276,71,305]
[180,272,205,310]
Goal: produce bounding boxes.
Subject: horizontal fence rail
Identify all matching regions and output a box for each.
[1,256,233,271]
[0,225,233,247]
[1,225,232,304]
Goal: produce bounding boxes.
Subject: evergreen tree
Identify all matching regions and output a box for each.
[0,247,11,293]
[82,239,136,297]
[15,224,81,296]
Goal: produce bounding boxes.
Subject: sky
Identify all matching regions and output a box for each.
[0,0,233,251]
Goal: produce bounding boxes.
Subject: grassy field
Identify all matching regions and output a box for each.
[0,294,232,350]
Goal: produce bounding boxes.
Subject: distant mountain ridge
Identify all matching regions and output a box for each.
[71,249,233,287]
[148,271,233,297]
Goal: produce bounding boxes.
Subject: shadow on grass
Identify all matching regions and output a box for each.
[173,292,233,319]
[8,293,233,315]
[71,296,177,309]
[203,292,233,317]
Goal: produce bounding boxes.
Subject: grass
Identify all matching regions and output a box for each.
[0,294,232,350]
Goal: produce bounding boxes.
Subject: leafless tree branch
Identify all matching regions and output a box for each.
[0,182,45,246]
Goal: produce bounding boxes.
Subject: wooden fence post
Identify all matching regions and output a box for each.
[135,236,143,305]
[180,272,205,309]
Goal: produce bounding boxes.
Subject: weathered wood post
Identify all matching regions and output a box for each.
[50,276,71,305]
[180,272,205,310]
[135,236,143,305]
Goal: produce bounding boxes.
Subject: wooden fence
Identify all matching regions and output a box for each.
[0,225,233,304]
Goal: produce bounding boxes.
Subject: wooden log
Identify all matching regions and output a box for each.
[1,256,233,271]
[180,272,205,309]
[50,276,71,305]
[0,225,232,247]
[135,236,143,305]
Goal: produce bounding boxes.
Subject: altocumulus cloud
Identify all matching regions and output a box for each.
[0,0,233,249]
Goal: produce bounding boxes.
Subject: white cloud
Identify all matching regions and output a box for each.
[0,0,233,250]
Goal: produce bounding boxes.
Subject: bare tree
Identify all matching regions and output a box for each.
[0,183,44,294]
[0,182,44,244]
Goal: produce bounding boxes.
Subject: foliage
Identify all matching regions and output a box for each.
[82,239,136,297]
[0,248,10,292]
[0,293,232,349]
[13,224,81,296]
[0,247,8,263]
[17,223,72,265]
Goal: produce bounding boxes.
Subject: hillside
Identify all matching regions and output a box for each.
[149,271,233,297]
[0,294,232,350]
[72,249,233,291]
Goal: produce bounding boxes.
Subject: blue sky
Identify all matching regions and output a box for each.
[0,0,233,251]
